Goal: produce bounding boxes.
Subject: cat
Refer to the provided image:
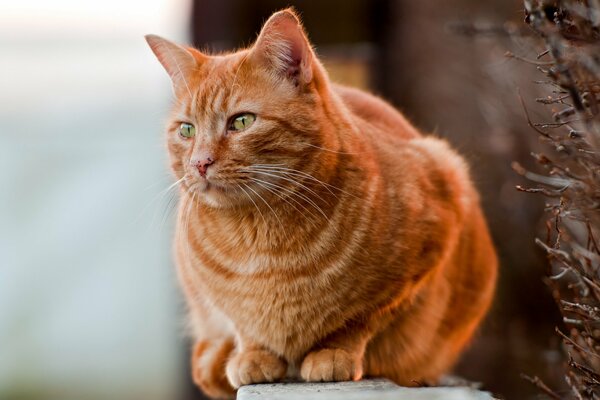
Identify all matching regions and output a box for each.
[146,8,497,399]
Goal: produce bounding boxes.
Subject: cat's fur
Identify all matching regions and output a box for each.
[146,8,497,399]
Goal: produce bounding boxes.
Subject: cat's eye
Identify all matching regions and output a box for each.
[179,122,196,139]
[228,113,256,132]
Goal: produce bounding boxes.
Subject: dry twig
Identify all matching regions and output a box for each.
[515,0,600,397]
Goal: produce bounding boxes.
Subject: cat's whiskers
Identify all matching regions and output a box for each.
[135,175,186,228]
[160,190,178,229]
[249,167,339,201]
[243,182,287,242]
[243,167,332,214]
[246,170,329,218]
[242,167,330,207]
[246,175,328,221]
[148,175,186,207]
[247,164,353,199]
[142,172,180,192]
[155,176,188,230]
[247,178,364,259]
[243,169,331,221]
[237,183,268,228]
[248,178,306,217]
[182,190,197,261]
[304,143,360,155]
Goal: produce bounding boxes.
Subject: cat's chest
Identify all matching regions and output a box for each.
[236,276,335,357]
[196,256,341,358]
[185,216,354,358]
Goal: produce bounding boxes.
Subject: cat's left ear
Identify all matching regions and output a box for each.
[145,34,204,92]
[251,9,314,86]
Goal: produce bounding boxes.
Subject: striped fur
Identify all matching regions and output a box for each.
[147,8,497,399]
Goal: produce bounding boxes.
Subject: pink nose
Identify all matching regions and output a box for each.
[194,157,214,178]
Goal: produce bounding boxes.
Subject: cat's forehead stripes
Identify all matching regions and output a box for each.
[188,56,248,131]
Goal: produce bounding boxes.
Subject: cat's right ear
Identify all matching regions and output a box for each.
[145,34,203,92]
[251,9,314,86]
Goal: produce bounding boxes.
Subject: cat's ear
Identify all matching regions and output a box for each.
[251,9,314,86]
[145,34,204,92]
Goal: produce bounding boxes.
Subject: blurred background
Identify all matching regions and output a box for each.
[0,0,566,399]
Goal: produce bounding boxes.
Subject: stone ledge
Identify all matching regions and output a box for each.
[237,379,494,400]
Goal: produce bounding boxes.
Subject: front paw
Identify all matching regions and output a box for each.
[300,348,363,382]
[192,339,236,399]
[225,349,287,388]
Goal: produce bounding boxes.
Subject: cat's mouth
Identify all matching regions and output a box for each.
[182,176,247,206]
[188,178,232,195]
[193,179,219,192]
[204,181,227,192]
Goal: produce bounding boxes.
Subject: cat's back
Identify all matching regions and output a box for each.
[333,84,420,141]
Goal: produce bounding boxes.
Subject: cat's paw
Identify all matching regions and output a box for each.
[192,339,236,399]
[225,349,287,388]
[300,348,363,382]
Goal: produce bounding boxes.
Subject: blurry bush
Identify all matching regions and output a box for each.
[513,0,600,398]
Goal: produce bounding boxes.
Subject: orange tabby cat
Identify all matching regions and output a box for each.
[146,8,497,399]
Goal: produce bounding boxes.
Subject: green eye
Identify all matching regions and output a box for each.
[179,122,196,138]
[229,113,256,132]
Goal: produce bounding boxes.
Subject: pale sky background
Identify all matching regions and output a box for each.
[0,1,193,399]
[1,0,185,35]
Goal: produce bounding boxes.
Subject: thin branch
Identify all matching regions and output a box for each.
[521,374,563,399]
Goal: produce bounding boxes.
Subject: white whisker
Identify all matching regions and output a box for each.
[304,143,359,155]
[249,178,304,215]
[248,164,358,199]
[159,189,179,230]
[136,175,186,228]
[243,183,286,238]
[238,183,268,227]
[248,175,328,220]
[183,191,197,261]
[243,167,330,206]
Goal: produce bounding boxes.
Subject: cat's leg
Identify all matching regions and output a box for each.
[186,297,237,399]
[191,337,236,399]
[225,338,288,388]
[300,320,375,382]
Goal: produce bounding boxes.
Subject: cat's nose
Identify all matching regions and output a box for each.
[193,156,215,178]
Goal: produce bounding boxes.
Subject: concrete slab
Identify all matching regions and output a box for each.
[237,379,494,400]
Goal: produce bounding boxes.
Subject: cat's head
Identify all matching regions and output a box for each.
[146,9,336,208]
